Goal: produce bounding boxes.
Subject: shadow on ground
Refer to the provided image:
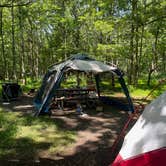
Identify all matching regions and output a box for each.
[0,94,139,166]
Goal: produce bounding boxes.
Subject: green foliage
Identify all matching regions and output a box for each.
[0,0,165,86]
[20,78,42,92]
[60,73,88,88]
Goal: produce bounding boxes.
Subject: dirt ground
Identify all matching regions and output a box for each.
[0,94,139,166]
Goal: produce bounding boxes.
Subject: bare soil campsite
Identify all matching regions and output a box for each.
[0,1,165,165]
[0,93,139,166]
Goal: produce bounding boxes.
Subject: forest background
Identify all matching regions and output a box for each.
[0,0,165,88]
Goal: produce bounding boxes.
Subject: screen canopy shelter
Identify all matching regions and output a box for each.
[34,54,134,116]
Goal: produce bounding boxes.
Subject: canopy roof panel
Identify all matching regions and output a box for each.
[68,59,116,73]
[49,53,119,75]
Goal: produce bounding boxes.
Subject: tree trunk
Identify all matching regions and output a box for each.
[11,0,16,80]
[18,6,26,84]
[129,0,138,86]
[147,69,154,86]
[129,22,134,85]
[147,62,155,86]
[133,24,139,86]
[28,18,35,79]
[153,26,159,69]
[34,41,39,79]
[138,26,144,78]
[0,8,6,80]
[162,52,166,72]
[72,4,80,50]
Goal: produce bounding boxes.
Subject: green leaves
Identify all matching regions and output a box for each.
[94,20,113,34]
[0,0,165,85]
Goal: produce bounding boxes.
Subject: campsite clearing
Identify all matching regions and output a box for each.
[0,94,137,166]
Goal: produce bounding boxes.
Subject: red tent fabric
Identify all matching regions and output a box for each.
[111,91,166,166]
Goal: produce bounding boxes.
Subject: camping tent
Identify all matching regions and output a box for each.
[34,53,134,116]
[111,91,166,166]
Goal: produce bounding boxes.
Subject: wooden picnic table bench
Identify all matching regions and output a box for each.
[52,88,98,109]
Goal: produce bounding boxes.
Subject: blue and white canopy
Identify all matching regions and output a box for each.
[49,54,121,75]
[34,54,133,116]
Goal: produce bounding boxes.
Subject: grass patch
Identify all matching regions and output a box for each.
[99,76,166,100]
[129,85,151,99]
[0,109,76,160]
[129,82,166,99]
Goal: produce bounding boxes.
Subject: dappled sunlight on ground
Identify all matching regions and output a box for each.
[0,94,139,165]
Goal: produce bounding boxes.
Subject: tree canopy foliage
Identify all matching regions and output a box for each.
[0,0,165,86]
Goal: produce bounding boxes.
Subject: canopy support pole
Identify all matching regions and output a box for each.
[95,74,100,98]
[118,76,134,113]
[35,69,64,116]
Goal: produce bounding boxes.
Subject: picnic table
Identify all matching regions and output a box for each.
[53,88,98,109]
